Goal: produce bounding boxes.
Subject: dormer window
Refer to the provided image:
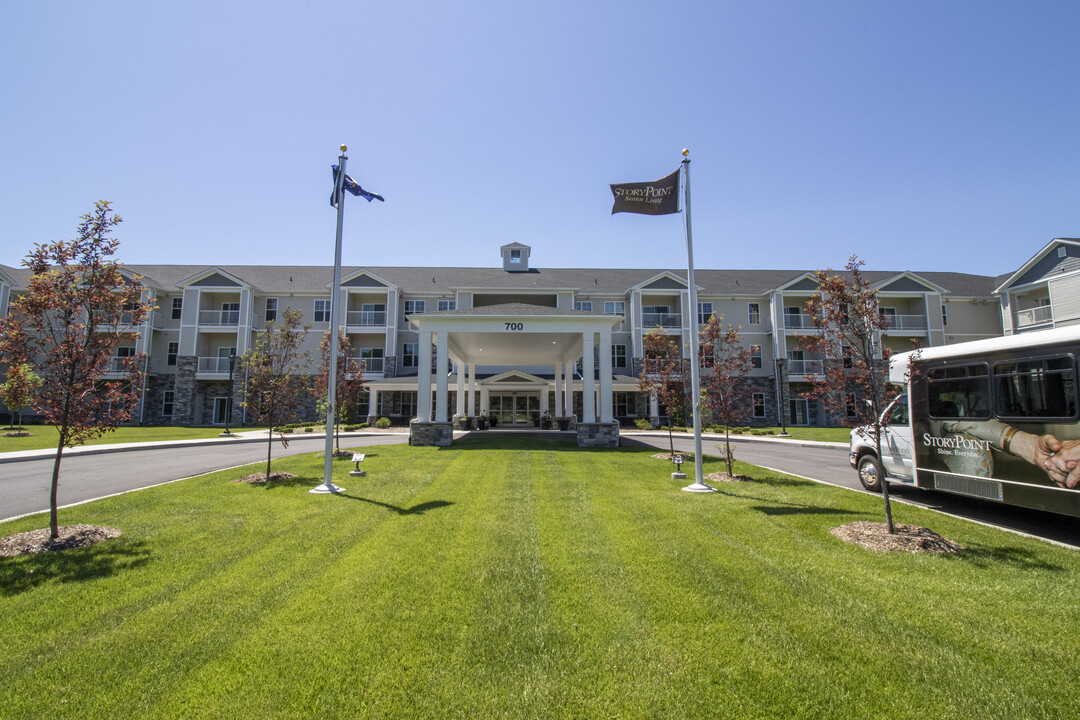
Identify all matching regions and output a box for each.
[510,249,522,264]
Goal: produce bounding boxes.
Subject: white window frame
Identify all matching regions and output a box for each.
[750,345,762,369]
[574,300,593,312]
[313,299,331,323]
[604,301,625,316]
[752,392,765,418]
[697,302,713,326]
[402,342,419,368]
[404,300,426,315]
[437,300,456,311]
[748,302,760,325]
[162,390,175,417]
[167,341,179,366]
[265,298,278,322]
[612,344,627,369]
[171,297,183,320]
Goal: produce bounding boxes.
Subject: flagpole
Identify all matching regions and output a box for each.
[312,144,349,495]
[680,149,715,493]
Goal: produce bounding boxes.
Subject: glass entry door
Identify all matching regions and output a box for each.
[490,394,540,425]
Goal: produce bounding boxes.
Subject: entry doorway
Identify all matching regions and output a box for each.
[789,398,809,426]
[213,397,232,425]
[489,394,540,426]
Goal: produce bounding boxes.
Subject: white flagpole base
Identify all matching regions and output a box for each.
[682,482,717,493]
[309,484,345,494]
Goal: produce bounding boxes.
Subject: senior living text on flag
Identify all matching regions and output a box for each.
[609,169,680,215]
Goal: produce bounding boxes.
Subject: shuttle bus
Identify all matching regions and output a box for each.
[849,325,1080,517]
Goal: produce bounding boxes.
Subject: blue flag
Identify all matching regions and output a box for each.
[331,165,385,206]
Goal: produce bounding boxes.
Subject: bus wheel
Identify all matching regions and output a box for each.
[857,455,884,492]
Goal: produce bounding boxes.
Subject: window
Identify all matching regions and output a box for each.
[171,297,183,320]
[842,345,853,369]
[697,302,713,326]
[699,343,714,368]
[846,392,858,418]
[399,391,417,418]
[1059,246,1068,258]
[748,302,760,325]
[879,307,896,327]
[265,298,278,322]
[162,390,174,417]
[994,356,1078,421]
[753,392,765,418]
[612,344,627,369]
[510,249,522,264]
[927,364,991,419]
[604,301,625,316]
[221,302,240,324]
[574,301,593,311]
[941,303,948,327]
[404,300,426,315]
[357,348,384,373]
[437,299,456,311]
[614,392,632,417]
[167,342,178,366]
[402,342,419,368]
[314,299,331,322]
[750,345,762,369]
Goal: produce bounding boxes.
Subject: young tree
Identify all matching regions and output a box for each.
[241,308,311,480]
[638,326,687,427]
[312,328,365,453]
[0,202,152,540]
[0,363,42,432]
[700,313,754,476]
[797,256,904,532]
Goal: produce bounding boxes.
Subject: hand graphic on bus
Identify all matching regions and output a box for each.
[1040,437,1080,488]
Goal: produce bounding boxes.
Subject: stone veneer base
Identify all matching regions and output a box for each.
[575,421,620,448]
[409,420,454,447]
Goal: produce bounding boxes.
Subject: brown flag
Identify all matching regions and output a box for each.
[610,169,680,215]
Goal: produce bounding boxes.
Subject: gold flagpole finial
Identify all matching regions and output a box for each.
[340,144,348,153]
[682,148,689,157]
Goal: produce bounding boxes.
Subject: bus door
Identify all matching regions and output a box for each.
[880,395,914,481]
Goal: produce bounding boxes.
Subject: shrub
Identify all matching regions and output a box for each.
[633,418,652,431]
[375,417,391,429]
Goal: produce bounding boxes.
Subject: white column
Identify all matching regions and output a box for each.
[599,328,613,423]
[554,364,563,417]
[650,393,659,424]
[563,363,573,418]
[467,363,476,416]
[368,388,379,422]
[541,386,550,416]
[481,386,490,416]
[455,361,465,416]
[435,331,449,422]
[582,332,595,423]
[416,330,432,422]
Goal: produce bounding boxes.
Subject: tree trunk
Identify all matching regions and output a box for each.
[724,426,733,476]
[50,440,65,540]
[266,399,274,481]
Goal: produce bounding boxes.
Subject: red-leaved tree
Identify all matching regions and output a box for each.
[240,308,311,480]
[0,202,153,540]
[638,326,687,427]
[700,313,754,476]
[0,362,42,432]
[797,256,905,532]
[312,328,365,453]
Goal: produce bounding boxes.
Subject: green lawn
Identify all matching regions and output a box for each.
[2,438,1077,719]
[0,425,268,453]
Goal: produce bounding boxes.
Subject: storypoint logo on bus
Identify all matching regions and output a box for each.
[922,432,992,455]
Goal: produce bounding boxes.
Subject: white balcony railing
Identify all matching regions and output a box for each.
[345,310,387,327]
[787,359,824,375]
[198,309,240,326]
[1016,305,1053,328]
[347,356,384,374]
[783,313,823,329]
[881,314,928,331]
[642,312,681,328]
[197,356,235,373]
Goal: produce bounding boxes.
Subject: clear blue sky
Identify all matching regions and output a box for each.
[2,1,1078,277]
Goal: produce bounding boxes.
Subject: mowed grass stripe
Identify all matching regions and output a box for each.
[2,439,1079,719]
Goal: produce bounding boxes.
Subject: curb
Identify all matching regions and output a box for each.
[627,431,848,450]
[0,431,402,465]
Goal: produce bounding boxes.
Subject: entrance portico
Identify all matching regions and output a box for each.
[407,303,622,446]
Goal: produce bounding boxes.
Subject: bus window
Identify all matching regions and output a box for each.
[883,396,908,425]
[994,355,1078,421]
[927,364,991,419]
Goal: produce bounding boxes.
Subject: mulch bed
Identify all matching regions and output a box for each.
[3,431,33,437]
[652,452,695,461]
[830,522,963,554]
[704,471,753,483]
[0,525,122,557]
[231,471,298,484]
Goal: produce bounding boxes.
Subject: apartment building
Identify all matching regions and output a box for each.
[7,239,1074,446]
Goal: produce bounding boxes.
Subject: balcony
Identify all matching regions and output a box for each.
[783,313,822,330]
[1016,305,1053,329]
[787,359,823,376]
[880,314,928,331]
[197,356,236,374]
[642,312,681,328]
[347,355,384,374]
[198,309,240,326]
[345,310,387,327]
